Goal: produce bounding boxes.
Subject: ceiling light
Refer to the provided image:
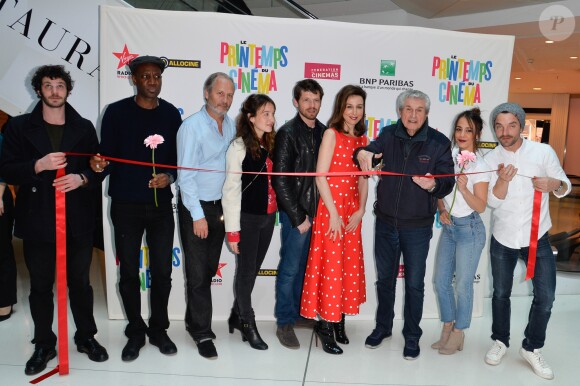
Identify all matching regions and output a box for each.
[545,40,554,43]
[515,77,522,80]
[533,87,542,90]
[570,56,578,59]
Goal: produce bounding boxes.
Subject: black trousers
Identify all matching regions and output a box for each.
[111,201,174,339]
[233,212,276,321]
[178,197,224,342]
[23,233,97,349]
[0,188,16,308]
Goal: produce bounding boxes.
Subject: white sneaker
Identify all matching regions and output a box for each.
[485,340,507,365]
[520,347,554,380]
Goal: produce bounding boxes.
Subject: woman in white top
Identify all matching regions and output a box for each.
[432,107,490,355]
[222,94,277,350]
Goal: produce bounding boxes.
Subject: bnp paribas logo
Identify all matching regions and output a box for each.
[380,60,396,76]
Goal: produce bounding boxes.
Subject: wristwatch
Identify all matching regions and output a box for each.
[427,181,437,193]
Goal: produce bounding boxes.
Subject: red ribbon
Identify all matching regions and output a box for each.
[55,168,69,375]
[30,169,69,384]
[525,189,542,280]
[65,152,496,178]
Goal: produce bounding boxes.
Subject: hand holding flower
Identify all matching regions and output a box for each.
[456,174,469,194]
[148,173,171,189]
[144,134,165,207]
[448,150,476,216]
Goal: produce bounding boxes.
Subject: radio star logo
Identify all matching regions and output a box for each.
[212,262,228,285]
[113,44,139,79]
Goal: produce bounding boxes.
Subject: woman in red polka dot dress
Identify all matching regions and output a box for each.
[300,85,370,354]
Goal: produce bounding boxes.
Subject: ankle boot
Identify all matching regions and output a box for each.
[333,314,349,344]
[314,321,343,355]
[228,308,241,334]
[431,323,453,349]
[439,330,464,355]
[240,319,268,350]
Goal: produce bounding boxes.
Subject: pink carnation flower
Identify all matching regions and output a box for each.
[456,150,476,169]
[144,134,165,149]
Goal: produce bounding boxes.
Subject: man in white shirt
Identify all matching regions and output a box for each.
[484,102,571,380]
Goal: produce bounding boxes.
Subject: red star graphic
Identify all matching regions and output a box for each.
[113,44,139,70]
[215,263,227,278]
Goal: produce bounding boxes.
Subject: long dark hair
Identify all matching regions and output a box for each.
[326,85,367,137]
[235,94,276,159]
[451,107,484,151]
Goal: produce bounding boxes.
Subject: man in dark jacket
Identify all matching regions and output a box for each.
[92,56,181,362]
[355,89,454,360]
[273,79,325,349]
[0,65,108,376]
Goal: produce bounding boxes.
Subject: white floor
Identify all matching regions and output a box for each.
[1,250,579,386]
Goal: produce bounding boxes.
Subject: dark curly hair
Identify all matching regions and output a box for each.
[451,107,484,150]
[235,94,276,159]
[327,85,367,137]
[31,65,74,97]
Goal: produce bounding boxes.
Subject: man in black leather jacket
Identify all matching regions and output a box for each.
[355,89,454,360]
[273,79,325,349]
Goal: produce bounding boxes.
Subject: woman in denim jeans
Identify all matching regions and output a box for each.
[431,108,490,355]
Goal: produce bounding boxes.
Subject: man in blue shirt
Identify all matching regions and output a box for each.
[177,72,236,359]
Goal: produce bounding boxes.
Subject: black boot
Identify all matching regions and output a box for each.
[334,314,349,344]
[314,321,343,354]
[228,308,242,334]
[240,319,268,350]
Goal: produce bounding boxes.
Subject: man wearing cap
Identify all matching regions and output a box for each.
[176,72,236,359]
[92,56,182,361]
[483,102,570,380]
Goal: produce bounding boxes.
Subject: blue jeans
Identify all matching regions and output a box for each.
[374,218,432,341]
[275,211,311,326]
[433,212,486,329]
[490,233,556,350]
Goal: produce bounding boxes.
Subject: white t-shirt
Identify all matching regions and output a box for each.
[442,147,491,218]
[485,139,571,248]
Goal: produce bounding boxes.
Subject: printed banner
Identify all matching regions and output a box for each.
[100,6,514,320]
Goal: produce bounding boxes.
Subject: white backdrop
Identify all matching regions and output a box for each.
[99,6,514,321]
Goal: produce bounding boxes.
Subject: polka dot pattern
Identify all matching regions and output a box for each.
[300,129,367,323]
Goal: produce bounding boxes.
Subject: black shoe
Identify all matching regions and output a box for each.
[403,339,420,360]
[240,319,268,350]
[228,308,242,334]
[25,347,56,376]
[314,321,343,355]
[121,336,145,362]
[149,332,177,355]
[197,340,218,359]
[77,338,109,362]
[333,314,349,344]
[365,329,392,348]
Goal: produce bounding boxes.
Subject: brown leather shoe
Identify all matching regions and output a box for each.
[276,325,299,349]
